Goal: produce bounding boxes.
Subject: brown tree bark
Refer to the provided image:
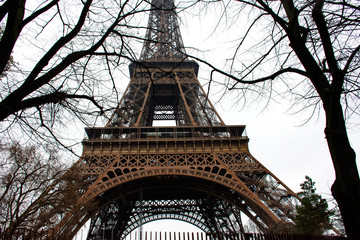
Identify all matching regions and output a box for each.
[0,0,25,75]
[274,0,360,237]
[324,97,360,239]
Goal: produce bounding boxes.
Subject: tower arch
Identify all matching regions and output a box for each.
[53,168,293,239]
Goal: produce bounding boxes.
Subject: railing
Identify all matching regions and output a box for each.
[4,230,347,240]
[84,125,247,141]
[122,232,347,240]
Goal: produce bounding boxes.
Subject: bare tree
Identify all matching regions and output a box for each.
[0,141,95,239]
[196,0,359,238]
[0,0,159,149]
[0,142,61,238]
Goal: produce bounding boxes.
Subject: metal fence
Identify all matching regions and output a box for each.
[123,232,347,240]
[4,230,347,240]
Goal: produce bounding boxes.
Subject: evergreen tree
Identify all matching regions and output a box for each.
[294,176,334,235]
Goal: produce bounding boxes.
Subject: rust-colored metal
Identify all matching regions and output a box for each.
[47,0,299,239]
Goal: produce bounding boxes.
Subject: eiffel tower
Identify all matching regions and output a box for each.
[52,0,298,239]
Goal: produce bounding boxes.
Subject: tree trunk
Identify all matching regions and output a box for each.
[324,98,360,239]
[283,8,360,237]
[0,0,26,75]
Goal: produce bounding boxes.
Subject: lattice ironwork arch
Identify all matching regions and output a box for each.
[121,213,209,239]
[84,175,260,240]
[81,167,278,225]
[53,171,280,239]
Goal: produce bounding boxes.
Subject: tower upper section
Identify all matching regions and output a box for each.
[107,0,225,127]
[140,0,186,61]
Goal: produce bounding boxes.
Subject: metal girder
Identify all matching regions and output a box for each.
[47,126,298,239]
[140,0,185,61]
[108,62,225,127]
[86,183,246,240]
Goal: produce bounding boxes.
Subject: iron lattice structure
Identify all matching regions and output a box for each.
[49,0,299,239]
